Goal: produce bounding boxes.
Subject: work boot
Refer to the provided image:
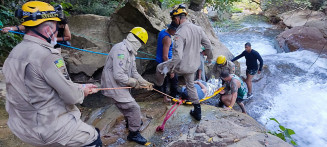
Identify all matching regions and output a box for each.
[127,131,147,145]
[190,104,201,121]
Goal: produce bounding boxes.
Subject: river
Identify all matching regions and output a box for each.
[215,13,327,147]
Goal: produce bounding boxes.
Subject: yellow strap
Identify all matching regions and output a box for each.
[229,106,233,109]
[145,142,151,146]
[172,87,225,105]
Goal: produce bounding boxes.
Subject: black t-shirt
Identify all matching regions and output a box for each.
[231,49,263,71]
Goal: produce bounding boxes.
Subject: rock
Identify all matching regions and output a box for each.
[280,9,325,27]
[207,7,232,21]
[67,0,232,82]
[189,0,206,11]
[276,26,327,54]
[82,97,292,146]
[66,14,110,78]
[279,9,327,37]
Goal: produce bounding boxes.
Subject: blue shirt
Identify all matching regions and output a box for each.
[156,29,173,63]
[231,49,263,71]
[195,84,205,99]
[182,80,207,100]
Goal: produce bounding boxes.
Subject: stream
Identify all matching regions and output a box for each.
[215,13,327,147]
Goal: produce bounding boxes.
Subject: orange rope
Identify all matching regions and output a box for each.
[152,88,177,99]
[95,87,132,90]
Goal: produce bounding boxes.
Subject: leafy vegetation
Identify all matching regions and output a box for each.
[231,6,243,13]
[50,0,73,16]
[266,118,297,146]
[261,0,312,11]
[160,0,189,8]
[70,0,121,16]
[0,2,23,66]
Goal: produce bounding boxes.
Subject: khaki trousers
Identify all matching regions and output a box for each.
[65,122,98,146]
[156,62,199,104]
[114,100,142,132]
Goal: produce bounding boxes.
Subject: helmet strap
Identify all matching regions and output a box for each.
[31,23,58,43]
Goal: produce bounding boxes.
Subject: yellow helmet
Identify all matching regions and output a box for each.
[130,27,148,44]
[216,55,227,65]
[18,1,61,26]
[170,4,188,17]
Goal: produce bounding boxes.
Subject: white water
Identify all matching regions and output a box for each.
[216,15,327,146]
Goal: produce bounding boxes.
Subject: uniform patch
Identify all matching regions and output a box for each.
[54,59,70,80]
[54,59,64,68]
[118,54,125,60]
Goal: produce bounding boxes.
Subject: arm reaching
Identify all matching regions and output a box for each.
[231,51,245,62]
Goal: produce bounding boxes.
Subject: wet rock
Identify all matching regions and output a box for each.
[276,26,327,54]
[81,96,292,146]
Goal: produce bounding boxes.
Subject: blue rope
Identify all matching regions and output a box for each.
[58,43,109,55]
[1,29,156,60]
[71,31,157,57]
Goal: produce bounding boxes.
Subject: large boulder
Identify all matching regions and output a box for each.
[280,9,327,37]
[65,14,110,81]
[67,0,232,82]
[276,26,327,54]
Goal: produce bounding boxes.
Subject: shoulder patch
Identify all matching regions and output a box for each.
[54,59,64,68]
[118,54,125,60]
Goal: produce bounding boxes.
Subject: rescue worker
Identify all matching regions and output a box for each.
[219,70,247,114]
[155,22,178,102]
[101,27,154,145]
[213,55,235,77]
[3,1,102,146]
[155,4,213,121]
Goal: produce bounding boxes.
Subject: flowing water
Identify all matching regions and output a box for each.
[215,13,327,147]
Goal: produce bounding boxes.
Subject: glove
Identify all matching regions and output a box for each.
[138,78,154,91]
[128,78,141,89]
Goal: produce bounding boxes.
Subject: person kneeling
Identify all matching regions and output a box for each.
[219,70,247,114]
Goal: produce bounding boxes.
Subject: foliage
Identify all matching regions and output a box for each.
[234,0,259,11]
[50,0,73,16]
[261,0,312,11]
[319,1,327,11]
[231,6,243,13]
[0,3,23,66]
[205,0,241,21]
[70,0,121,16]
[159,0,189,8]
[266,118,297,146]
